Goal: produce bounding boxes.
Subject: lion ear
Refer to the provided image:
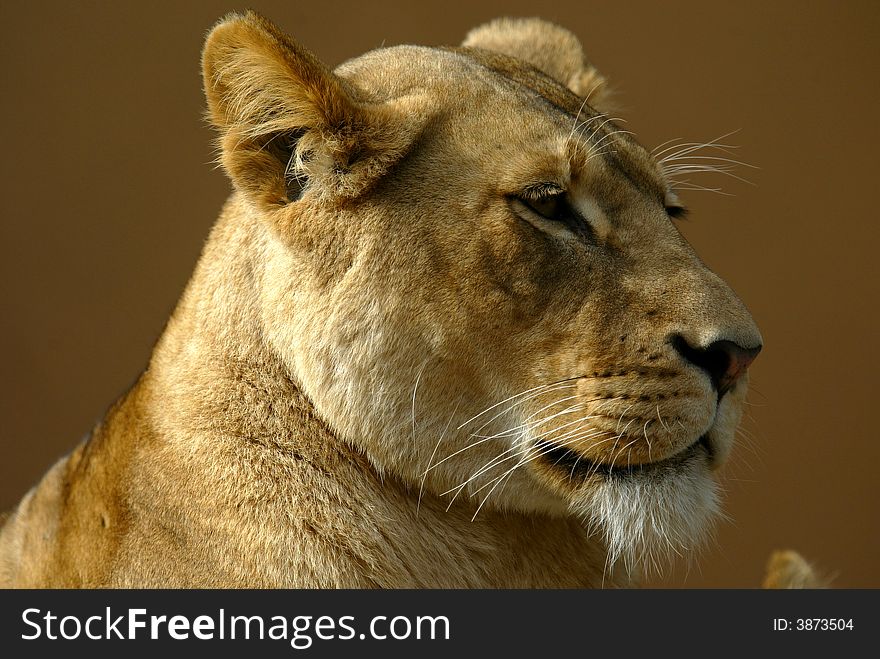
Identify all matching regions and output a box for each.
[462,17,613,112]
[202,11,407,208]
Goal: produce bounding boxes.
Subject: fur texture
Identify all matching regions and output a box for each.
[1,13,765,587]
[763,551,826,589]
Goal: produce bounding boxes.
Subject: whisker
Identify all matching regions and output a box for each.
[656,404,670,433]
[444,410,608,502]
[615,404,635,433]
[587,128,634,159]
[425,385,580,476]
[429,394,586,480]
[662,164,754,186]
[417,396,462,515]
[651,136,686,156]
[481,391,622,443]
[660,154,757,169]
[653,128,742,161]
[456,378,581,432]
[471,429,615,505]
[566,95,597,145]
[643,419,653,462]
[472,392,584,440]
[667,179,731,195]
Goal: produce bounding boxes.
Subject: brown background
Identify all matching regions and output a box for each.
[1,1,877,587]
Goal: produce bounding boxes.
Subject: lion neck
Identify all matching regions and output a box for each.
[146,195,318,451]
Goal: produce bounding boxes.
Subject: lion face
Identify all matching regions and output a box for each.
[203,14,762,571]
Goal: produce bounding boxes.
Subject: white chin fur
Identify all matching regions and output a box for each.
[570,455,720,576]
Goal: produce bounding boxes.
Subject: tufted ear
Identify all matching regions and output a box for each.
[202,11,413,208]
[462,17,613,112]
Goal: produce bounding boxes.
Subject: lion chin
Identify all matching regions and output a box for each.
[573,450,720,575]
[1,12,772,588]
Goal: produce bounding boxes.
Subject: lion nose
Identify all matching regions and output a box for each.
[672,336,762,396]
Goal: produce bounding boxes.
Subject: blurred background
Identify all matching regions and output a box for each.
[1,1,877,587]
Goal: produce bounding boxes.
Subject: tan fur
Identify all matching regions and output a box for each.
[763,551,826,589]
[463,17,613,111]
[1,13,765,587]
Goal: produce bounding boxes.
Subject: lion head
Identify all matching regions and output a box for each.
[202,13,762,573]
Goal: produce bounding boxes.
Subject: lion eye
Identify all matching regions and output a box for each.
[513,189,595,240]
[665,205,688,219]
[522,193,565,221]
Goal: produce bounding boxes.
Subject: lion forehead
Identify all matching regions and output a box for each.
[336,44,664,202]
[337,44,587,118]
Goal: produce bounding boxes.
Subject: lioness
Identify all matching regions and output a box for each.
[1,13,764,587]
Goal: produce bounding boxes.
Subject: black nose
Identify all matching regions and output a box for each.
[671,335,762,396]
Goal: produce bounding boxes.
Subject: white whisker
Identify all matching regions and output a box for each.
[417,396,462,515]
[456,379,579,432]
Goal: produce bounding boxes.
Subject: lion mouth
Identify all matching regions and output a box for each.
[537,434,710,481]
